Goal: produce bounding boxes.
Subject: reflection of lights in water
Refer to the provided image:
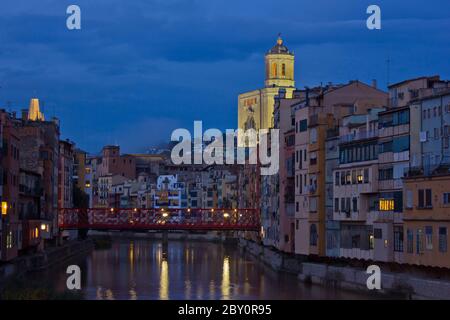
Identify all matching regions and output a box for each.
[129,288,137,300]
[106,289,114,300]
[209,280,216,297]
[185,280,192,299]
[129,242,134,266]
[96,286,103,299]
[221,256,230,299]
[159,260,169,300]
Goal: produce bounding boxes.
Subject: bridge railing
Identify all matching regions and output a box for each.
[58,208,260,231]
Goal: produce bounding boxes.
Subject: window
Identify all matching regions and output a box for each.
[340,198,345,213]
[340,172,345,185]
[443,193,450,205]
[299,174,302,193]
[379,140,393,153]
[439,227,448,253]
[345,171,351,184]
[352,170,357,184]
[425,226,433,250]
[352,197,358,212]
[374,228,382,239]
[363,168,369,183]
[394,226,404,252]
[418,189,432,208]
[379,199,394,211]
[281,63,286,76]
[334,198,339,212]
[407,229,414,253]
[416,229,424,254]
[392,136,410,153]
[335,172,340,186]
[296,201,299,212]
[310,128,317,143]
[310,224,318,246]
[406,189,413,209]
[310,152,317,165]
[309,197,317,212]
[299,119,308,132]
[299,150,303,169]
[379,167,393,181]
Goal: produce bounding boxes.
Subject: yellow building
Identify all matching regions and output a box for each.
[237,35,295,145]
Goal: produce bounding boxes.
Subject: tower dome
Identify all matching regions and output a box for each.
[268,35,293,55]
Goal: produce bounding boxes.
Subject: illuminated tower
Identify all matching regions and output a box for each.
[238,35,295,145]
[27,98,45,121]
[265,35,295,88]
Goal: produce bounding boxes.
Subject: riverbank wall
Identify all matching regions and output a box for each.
[238,238,450,299]
[0,239,94,285]
[88,230,239,243]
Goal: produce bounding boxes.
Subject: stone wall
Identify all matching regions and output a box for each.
[0,239,94,285]
[239,238,450,299]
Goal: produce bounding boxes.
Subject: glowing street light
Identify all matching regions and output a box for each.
[1,201,7,216]
[223,213,230,218]
[162,212,169,218]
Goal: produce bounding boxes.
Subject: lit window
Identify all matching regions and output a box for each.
[379,199,394,211]
[357,173,363,183]
[272,63,277,77]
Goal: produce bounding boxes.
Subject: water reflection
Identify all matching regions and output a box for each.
[159,259,169,300]
[221,256,230,299]
[27,239,375,300]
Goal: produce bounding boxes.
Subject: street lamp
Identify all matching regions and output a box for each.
[1,201,7,216]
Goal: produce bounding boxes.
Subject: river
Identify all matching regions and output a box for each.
[20,238,377,300]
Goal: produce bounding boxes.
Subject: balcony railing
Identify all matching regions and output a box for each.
[339,130,378,144]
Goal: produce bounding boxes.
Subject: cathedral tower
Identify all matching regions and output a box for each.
[265,35,295,88]
[238,35,296,144]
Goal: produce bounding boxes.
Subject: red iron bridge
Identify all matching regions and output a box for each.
[58,208,260,231]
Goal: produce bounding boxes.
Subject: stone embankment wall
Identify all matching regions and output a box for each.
[0,239,94,284]
[239,238,450,299]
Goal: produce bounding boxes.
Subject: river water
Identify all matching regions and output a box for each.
[23,239,377,300]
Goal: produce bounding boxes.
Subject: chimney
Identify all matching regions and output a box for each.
[371,79,377,89]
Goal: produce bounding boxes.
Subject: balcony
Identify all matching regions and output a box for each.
[339,130,378,144]
[333,210,367,222]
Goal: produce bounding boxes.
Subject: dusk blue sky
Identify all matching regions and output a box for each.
[0,0,449,154]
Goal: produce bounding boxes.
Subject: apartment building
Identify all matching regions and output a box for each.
[0,110,20,261]
[403,172,450,268]
[58,140,74,209]
[333,108,384,260]
[294,81,388,257]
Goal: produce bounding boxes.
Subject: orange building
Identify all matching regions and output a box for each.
[403,172,450,268]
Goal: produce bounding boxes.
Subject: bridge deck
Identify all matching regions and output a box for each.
[58,208,260,231]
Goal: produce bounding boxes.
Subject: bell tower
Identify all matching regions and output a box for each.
[264,35,295,88]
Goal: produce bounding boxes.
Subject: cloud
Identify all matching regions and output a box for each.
[0,0,449,153]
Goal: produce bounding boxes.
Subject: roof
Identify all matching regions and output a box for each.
[387,75,440,89]
[267,35,293,55]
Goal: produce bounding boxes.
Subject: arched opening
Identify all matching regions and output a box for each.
[281,63,286,77]
[272,63,277,77]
